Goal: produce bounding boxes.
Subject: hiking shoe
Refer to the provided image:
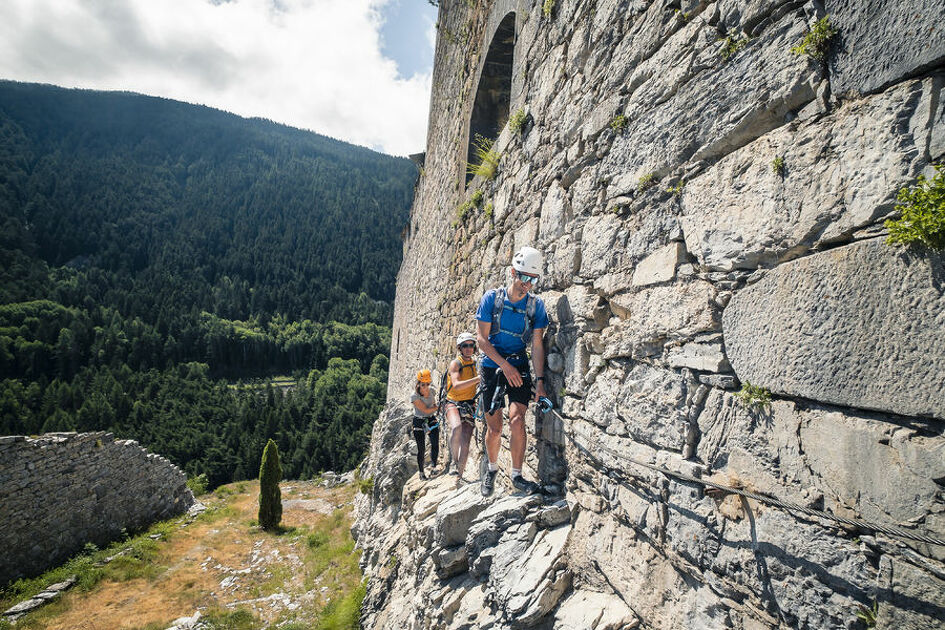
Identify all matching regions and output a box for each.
[419,470,427,480]
[511,475,541,494]
[481,469,498,496]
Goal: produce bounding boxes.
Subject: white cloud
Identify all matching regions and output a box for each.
[0,0,432,155]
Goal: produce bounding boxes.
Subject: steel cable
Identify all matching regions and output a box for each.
[542,407,945,548]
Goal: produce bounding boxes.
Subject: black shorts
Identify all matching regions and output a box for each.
[480,365,532,411]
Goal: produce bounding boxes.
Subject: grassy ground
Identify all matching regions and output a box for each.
[0,480,363,630]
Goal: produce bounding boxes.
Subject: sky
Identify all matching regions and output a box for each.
[0,0,439,156]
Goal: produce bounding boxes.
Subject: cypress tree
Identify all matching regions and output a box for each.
[258,438,282,530]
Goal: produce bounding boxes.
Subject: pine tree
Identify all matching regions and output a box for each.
[258,438,282,530]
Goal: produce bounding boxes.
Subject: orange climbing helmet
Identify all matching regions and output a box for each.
[416,369,432,384]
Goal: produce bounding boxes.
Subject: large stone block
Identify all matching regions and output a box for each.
[680,76,941,271]
[581,363,702,452]
[602,280,720,358]
[723,238,945,420]
[826,0,945,97]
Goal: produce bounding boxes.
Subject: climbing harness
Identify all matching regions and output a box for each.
[534,405,945,548]
[490,287,538,346]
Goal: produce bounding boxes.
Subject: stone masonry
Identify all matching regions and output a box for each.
[0,432,194,584]
[359,1,945,629]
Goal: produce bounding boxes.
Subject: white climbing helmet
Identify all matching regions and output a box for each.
[456,332,476,347]
[511,246,542,275]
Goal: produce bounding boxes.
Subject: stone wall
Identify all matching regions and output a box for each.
[0,432,194,584]
[361,0,945,628]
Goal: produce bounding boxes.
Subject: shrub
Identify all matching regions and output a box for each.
[791,17,837,61]
[357,476,374,494]
[771,156,786,177]
[509,108,528,133]
[734,382,772,410]
[542,0,555,19]
[186,473,209,496]
[885,164,945,250]
[466,135,500,180]
[258,439,282,531]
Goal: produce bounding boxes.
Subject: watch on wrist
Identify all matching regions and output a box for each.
[535,376,545,381]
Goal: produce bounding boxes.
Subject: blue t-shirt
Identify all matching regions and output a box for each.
[476,288,549,368]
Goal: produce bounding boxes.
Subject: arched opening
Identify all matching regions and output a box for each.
[466,12,515,184]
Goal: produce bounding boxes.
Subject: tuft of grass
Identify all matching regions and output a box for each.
[315,580,366,630]
[771,156,786,177]
[666,180,685,197]
[201,607,261,630]
[509,108,528,133]
[636,172,658,193]
[885,164,945,250]
[791,16,837,61]
[484,202,494,221]
[855,599,878,628]
[466,134,500,180]
[734,382,772,410]
[610,115,627,134]
[357,476,374,494]
[542,0,555,19]
[719,34,748,61]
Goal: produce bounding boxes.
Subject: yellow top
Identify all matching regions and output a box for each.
[446,357,478,402]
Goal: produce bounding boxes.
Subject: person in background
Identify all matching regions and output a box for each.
[476,246,548,496]
[445,332,479,482]
[411,369,439,480]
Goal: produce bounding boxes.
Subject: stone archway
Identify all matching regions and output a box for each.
[466,11,515,184]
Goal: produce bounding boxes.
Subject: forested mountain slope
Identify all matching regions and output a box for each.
[0,81,417,485]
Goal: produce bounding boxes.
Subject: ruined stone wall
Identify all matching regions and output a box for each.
[0,432,194,584]
[361,0,945,628]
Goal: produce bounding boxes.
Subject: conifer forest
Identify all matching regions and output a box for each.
[0,81,417,487]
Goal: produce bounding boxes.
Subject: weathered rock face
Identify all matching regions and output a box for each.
[0,432,194,584]
[359,0,945,628]
[724,238,945,420]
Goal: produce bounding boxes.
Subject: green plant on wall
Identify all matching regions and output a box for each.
[610,114,628,134]
[455,189,485,225]
[719,34,748,61]
[771,156,786,176]
[666,180,685,197]
[467,134,501,180]
[885,164,945,250]
[791,16,837,61]
[543,0,555,19]
[509,108,528,134]
[734,382,772,410]
[637,172,658,193]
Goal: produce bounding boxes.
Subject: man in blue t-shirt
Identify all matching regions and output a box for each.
[475,246,549,496]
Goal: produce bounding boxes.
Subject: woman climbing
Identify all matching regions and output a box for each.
[410,369,440,480]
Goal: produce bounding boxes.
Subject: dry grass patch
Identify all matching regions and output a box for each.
[3,480,363,630]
